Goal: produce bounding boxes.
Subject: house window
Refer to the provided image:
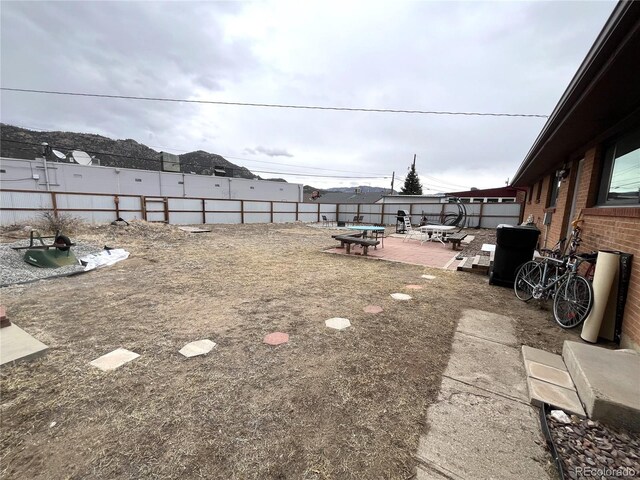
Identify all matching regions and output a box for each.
[527,186,533,204]
[598,127,640,205]
[548,173,561,207]
[502,198,515,203]
[535,180,542,203]
[487,198,499,203]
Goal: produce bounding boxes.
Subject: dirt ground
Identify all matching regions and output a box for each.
[0,222,578,479]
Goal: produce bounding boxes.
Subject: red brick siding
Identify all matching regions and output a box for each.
[520,145,640,349]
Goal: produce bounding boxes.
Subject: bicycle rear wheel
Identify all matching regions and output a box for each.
[514,261,542,301]
[553,275,593,329]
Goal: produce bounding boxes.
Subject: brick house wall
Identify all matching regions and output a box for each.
[521,145,640,351]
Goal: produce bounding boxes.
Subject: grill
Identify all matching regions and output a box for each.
[396,209,409,233]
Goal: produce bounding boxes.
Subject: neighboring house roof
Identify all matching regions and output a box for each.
[446,186,521,198]
[304,191,386,204]
[511,1,640,186]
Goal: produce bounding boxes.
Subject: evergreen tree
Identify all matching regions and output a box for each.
[400,161,423,195]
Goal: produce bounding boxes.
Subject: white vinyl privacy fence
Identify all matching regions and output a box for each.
[0,189,523,228]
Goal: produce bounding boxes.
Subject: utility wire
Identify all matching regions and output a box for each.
[1,87,550,118]
[0,138,391,180]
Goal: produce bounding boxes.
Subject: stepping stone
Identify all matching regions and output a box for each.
[363,305,383,314]
[263,332,289,345]
[90,348,139,371]
[421,275,436,280]
[390,293,412,301]
[325,318,351,330]
[179,339,216,358]
[405,284,423,290]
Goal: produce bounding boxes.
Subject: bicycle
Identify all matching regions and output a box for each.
[514,254,594,329]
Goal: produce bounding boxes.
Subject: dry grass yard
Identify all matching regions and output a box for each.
[0,222,577,479]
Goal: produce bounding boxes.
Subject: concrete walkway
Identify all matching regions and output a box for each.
[415,309,551,479]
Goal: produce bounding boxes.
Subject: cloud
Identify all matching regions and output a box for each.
[253,146,293,157]
[0,0,616,190]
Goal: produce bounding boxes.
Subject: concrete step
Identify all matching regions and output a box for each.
[472,255,490,275]
[456,257,475,272]
[563,341,640,431]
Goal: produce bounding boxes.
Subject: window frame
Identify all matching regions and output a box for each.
[597,126,640,206]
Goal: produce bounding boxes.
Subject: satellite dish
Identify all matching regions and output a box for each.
[52,149,66,160]
[71,150,92,166]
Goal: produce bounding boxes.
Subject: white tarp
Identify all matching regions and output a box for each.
[80,249,130,271]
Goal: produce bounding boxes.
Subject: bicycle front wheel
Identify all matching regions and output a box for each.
[514,261,542,301]
[553,275,593,329]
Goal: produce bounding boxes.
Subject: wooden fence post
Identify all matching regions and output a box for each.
[240,200,245,224]
[201,198,206,224]
[409,203,413,225]
[50,191,58,218]
[140,196,146,221]
[479,202,485,228]
[295,202,299,222]
[336,203,340,224]
[270,201,274,224]
[114,195,120,219]
[317,203,321,223]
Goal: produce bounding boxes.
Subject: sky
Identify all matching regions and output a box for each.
[0,1,617,192]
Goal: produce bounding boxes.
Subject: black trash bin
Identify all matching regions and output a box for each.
[489,224,540,288]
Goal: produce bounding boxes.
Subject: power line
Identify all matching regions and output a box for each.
[1,87,550,118]
[0,137,391,180]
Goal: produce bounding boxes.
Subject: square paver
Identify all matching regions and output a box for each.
[0,324,48,366]
[90,348,140,371]
[525,361,575,390]
[526,376,585,416]
[521,345,566,370]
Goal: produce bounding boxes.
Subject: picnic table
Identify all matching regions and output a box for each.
[346,225,385,247]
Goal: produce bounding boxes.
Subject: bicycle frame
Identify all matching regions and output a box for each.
[531,257,578,300]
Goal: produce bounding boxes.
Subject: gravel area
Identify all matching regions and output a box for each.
[457,227,496,258]
[547,411,640,479]
[0,240,103,287]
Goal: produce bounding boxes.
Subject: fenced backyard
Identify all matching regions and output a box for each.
[0,221,575,479]
[0,189,523,228]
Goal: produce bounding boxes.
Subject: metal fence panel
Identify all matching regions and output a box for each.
[244,201,271,213]
[298,213,318,222]
[1,190,53,210]
[205,200,241,212]
[299,203,319,213]
[273,212,296,223]
[205,212,242,224]
[273,202,296,213]
[168,198,202,212]
[170,212,203,225]
[244,212,271,223]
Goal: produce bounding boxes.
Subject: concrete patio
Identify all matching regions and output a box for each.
[325,236,461,269]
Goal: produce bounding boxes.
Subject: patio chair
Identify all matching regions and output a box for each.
[402,220,421,243]
[350,215,364,225]
[322,215,334,227]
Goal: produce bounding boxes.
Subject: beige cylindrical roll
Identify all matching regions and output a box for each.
[581,251,619,343]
